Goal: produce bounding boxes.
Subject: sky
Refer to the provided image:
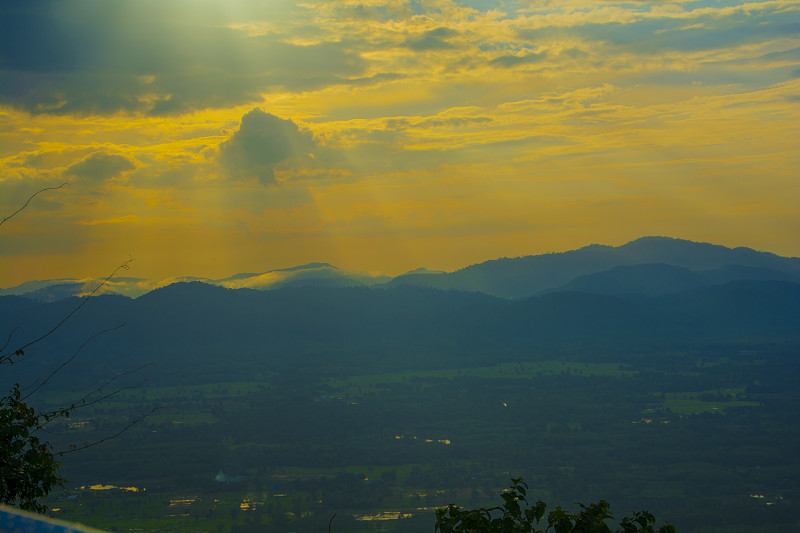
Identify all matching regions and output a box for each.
[1,0,798,287]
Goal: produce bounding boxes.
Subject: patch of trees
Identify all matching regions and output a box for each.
[436,478,675,533]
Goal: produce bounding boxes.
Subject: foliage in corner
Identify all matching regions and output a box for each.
[0,384,67,513]
[435,478,675,533]
[0,185,155,513]
[0,185,70,512]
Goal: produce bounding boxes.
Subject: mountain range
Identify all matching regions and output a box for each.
[2,236,799,391]
[3,236,800,301]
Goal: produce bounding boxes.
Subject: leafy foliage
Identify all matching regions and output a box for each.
[1,188,70,512]
[436,478,675,533]
[0,187,150,513]
[0,383,67,513]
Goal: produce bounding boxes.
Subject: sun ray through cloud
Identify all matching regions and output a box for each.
[0,0,798,286]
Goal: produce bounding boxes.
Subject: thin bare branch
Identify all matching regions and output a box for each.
[66,385,138,411]
[71,363,153,407]
[57,404,160,455]
[9,350,36,365]
[0,258,134,363]
[1,327,23,353]
[1,183,149,511]
[34,365,153,431]
[22,323,127,400]
[34,385,139,434]
[0,183,68,227]
[20,378,42,394]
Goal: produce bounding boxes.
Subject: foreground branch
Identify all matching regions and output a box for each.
[0,258,134,365]
[58,404,160,455]
[0,183,68,228]
[22,324,127,401]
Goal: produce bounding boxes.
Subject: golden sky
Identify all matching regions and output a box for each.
[1,0,798,286]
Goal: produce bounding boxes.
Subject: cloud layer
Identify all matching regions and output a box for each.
[3,1,796,115]
[1,0,798,285]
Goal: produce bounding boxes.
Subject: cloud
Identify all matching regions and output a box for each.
[64,152,135,180]
[404,27,459,51]
[218,108,319,185]
[0,1,365,115]
[3,0,795,117]
[516,5,798,55]
[490,51,547,67]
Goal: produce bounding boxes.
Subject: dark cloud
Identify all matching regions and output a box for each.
[218,108,318,186]
[560,48,589,60]
[0,1,366,115]
[761,47,800,64]
[404,28,459,51]
[450,0,503,10]
[491,51,547,68]
[518,8,797,55]
[384,118,411,130]
[65,152,135,180]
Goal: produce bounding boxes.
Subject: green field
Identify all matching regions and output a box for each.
[36,351,800,533]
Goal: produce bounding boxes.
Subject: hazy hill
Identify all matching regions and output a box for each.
[214,262,391,290]
[0,264,389,301]
[388,236,800,298]
[551,263,800,297]
[0,277,151,301]
[3,278,798,390]
[4,236,799,301]
[3,235,800,390]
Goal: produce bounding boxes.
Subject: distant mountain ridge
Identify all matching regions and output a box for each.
[388,236,800,298]
[2,278,799,390]
[3,236,799,301]
[550,263,800,297]
[0,263,390,301]
[3,234,800,388]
